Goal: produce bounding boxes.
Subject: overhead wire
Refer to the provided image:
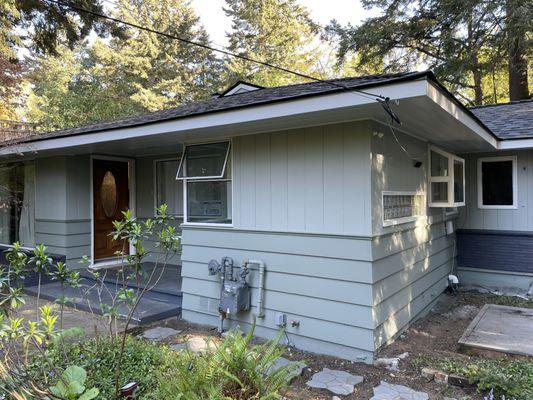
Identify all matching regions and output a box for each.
[42,0,402,123]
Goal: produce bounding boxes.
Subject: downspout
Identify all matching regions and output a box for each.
[242,259,266,318]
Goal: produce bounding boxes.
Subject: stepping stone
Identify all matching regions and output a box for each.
[306,368,363,396]
[142,327,180,341]
[370,381,428,400]
[186,336,213,354]
[169,343,187,351]
[267,357,306,382]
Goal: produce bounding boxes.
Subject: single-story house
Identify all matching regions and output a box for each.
[0,71,531,362]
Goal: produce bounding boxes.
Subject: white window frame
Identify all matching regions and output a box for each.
[428,145,465,208]
[153,157,183,217]
[176,141,231,180]
[181,139,233,227]
[382,191,427,227]
[477,155,518,210]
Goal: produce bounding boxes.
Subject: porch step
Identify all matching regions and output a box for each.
[80,263,182,296]
[24,279,182,325]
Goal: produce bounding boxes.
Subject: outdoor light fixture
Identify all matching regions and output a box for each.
[119,381,140,398]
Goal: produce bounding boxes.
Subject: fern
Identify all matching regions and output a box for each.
[156,318,299,399]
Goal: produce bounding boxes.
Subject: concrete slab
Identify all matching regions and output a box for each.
[459,304,533,357]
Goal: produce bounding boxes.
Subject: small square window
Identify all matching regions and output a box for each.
[478,156,517,209]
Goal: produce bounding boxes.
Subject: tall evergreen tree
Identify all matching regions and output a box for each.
[223,0,322,86]
[328,0,532,105]
[27,0,221,130]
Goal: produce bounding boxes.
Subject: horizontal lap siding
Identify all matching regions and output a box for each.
[457,230,533,274]
[371,123,455,349]
[371,220,454,349]
[181,226,375,362]
[35,219,91,266]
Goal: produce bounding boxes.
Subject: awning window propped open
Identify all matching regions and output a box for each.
[177,141,231,180]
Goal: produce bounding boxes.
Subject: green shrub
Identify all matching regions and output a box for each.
[32,336,172,399]
[157,323,296,400]
[415,356,533,399]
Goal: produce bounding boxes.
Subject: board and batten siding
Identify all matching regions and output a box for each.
[181,122,376,361]
[456,150,533,289]
[35,156,91,266]
[370,122,455,349]
[231,121,373,235]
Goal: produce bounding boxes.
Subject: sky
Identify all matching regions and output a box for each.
[190,0,376,46]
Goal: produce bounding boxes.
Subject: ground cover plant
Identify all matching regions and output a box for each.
[0,205,294,399]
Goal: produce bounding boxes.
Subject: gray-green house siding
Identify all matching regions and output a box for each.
[181,120,456,360]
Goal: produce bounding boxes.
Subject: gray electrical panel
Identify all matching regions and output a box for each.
[208,257,251,315]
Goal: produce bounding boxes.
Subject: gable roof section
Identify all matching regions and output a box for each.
[16,71,433,144]
[470,99,533,140]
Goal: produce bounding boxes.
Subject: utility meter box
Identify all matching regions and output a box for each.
[220,280,251,314]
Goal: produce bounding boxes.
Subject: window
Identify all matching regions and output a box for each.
[177,141,230,179]
[477,156,517,209]
[155,159,183,216]
[428,145,465,207]
[177,142,232,224]
[0,162,35,247]
[382,191,425,227]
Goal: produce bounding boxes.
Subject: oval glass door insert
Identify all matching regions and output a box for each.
[101,171,117,218]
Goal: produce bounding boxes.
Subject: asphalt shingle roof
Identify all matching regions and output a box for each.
[470,99,533,140]
[20,71,431,144]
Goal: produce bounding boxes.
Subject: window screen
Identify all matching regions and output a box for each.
[177,142,230,179]
[481,160,514,206]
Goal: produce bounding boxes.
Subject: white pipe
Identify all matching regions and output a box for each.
[244,259,266,318]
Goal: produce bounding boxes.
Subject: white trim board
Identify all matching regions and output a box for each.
[0,79,497,156]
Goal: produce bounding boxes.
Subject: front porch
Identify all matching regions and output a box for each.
[24,262,182,325]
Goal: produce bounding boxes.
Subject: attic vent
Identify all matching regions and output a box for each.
[220,81,263,97]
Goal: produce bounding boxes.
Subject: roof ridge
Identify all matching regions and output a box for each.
[470,98,533,109]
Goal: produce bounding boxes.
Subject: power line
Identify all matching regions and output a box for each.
[41,0,402,123]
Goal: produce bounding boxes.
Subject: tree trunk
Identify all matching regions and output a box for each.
[507,0,530,101]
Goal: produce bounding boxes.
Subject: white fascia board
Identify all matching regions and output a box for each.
[498,138,533,150]
[0,80,428,157]
[426,82,498,149]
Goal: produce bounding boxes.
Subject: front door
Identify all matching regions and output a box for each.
[93,159,130,260]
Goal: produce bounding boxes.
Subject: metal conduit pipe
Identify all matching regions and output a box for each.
[242,259,266,318]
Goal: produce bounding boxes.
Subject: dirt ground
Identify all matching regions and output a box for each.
[150,291,533,400]
[20,291,532,399]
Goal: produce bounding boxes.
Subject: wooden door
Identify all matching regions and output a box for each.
[93,159,130,260]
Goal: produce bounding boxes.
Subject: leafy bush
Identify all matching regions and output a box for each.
[32,336,173,399]
[48,366,99,400]
[157,322,296,400]
[416,356,533,399]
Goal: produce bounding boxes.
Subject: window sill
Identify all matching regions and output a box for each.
[383,216,426,227]
[478,205,518,210]
[181,222,234,228]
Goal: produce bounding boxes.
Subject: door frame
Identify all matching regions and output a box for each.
[89,155,136,267]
